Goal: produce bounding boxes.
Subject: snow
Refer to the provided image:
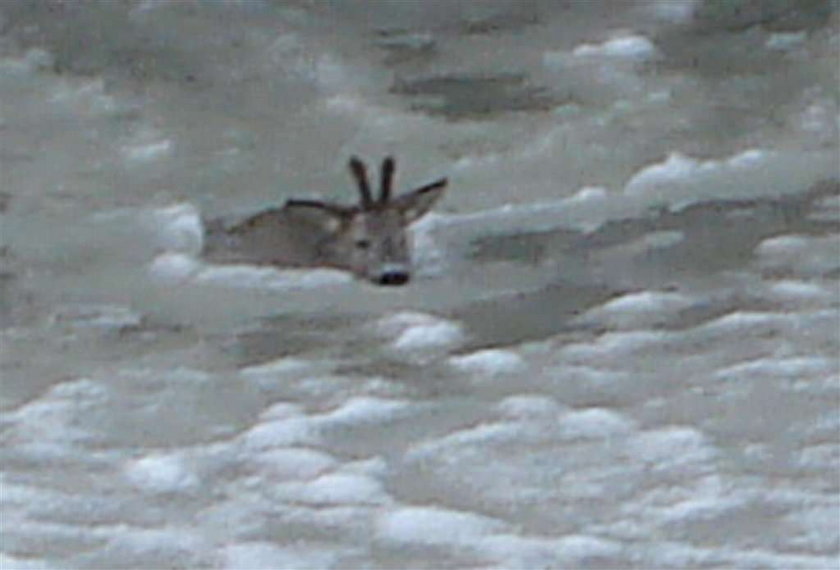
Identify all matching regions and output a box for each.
[274,472,390,505]
[221,542,344,570]
[374,311,465,355]
[557,408,636,440]
[495,395,563,420]
[240,416,318,450]
[624,150,766,196]
[49,303,143,331]
[150,203,204,254]
[123,453,200,494]
[250,447,336,480]
[627,427,717,472]
[763,280,833,305]
[766,31,807,50]
[376,506,508,546]
[573,34,658,60]
[122,139,172,163]
[317,396,411,425]
[149,252,201,283]
[578,290,695,329]
[4,4,838,569]
[448,348,525,377]
[755,234,840,277]
[195,265,353,289]
[714,356,836,382]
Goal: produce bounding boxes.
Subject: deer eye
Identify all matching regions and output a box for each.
[355,239,371,250]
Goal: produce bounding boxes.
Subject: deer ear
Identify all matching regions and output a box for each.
[394,178,447,224]
[284,199,352,233]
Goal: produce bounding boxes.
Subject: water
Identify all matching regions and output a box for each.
[1,1,838,568]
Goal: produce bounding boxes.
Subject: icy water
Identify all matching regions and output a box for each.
[1,1,839,568]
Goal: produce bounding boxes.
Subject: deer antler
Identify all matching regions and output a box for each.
[349,156,373,209]
[380,156,395,204]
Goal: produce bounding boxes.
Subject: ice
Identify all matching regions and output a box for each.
[567,185,609,203]
[557,408,636,440]
[0,48,54,75]
[240,416,318,450]
[449,348,525,377]
[221,542,343,570]
[766,31,807,50]
[623,149,836,209]
[625,152,718,195]
[195,266,353,289]
[122,139,172,163]
[646,0,697,23]
[755,234,840,277]
[700,311,790,335]
[250,448,336,481]
[627,427,717,473]
[318,396,411,425]
[714,356,836,382]
[573,34,658,60]
[495,395,563,420]
[560,330,671,362]
[7,378,107,446]
[274,473,390,506]
[123,453,199,494]
[150,203,204,254]
[763,280,833,305]
[149,252,201,283]
[48,77,118,114]
[88,528,210,568]
[49,303,143,331]
[4,2,838,567]
[578,290,694,329]
[554,535,623,563]
[375,311,465,356]
[0,554,54,569]
[376,506,508,546]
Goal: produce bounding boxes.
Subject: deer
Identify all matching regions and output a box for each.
[202,156,447,286]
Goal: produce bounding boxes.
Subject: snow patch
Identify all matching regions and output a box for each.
[647,0,697,23]
[573,34,658,60]
[496,395,563,420]
[755,234,840,277]
[579,290,694,329]
[49,303,143,331]
[123,139,172,163]
[376,506,508,546]
[766,32,807,51]
[449,349,525,377]
[149,203,204,254]
[221,542,342,570]
[558,408,636,439]
[149,252,201,284]
[628,427,717,471]
[375,311,465,356]
[195,266,353,289]
[274,473,390,505]
[318,397,411,425]
[250,447,336,481]
[240,416,317,450]
[123,453,199,494]
[715,357,836,382]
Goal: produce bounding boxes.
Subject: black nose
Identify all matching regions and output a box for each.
[377,271,410,286]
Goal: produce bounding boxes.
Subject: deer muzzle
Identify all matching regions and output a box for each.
[375,263,411,286]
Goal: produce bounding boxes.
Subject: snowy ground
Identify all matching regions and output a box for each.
[1,1,838,568]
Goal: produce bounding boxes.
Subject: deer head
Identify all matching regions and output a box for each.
[283,156,447,285]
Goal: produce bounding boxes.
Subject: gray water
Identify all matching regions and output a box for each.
[1,1,839,568]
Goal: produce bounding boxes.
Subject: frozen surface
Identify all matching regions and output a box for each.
[1,1,838,568]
